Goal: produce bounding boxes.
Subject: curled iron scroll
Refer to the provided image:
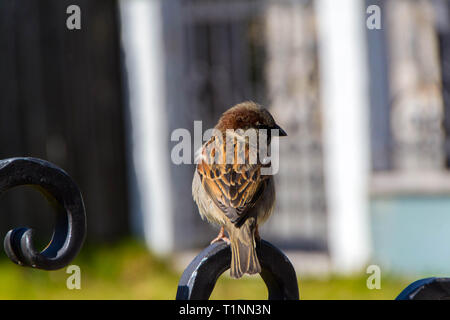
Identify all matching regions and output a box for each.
[176,239,299,300]
[0,157,86,270]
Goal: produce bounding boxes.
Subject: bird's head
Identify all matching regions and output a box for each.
[215,101,287,137]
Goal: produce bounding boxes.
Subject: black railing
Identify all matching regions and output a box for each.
[0,157,86,270]
[396,278,450,300]
[176,239,299,300]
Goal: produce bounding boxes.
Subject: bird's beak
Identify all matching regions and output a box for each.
[273,124,287,137]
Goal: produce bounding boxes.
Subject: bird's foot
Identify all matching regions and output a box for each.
[210,235,230,245]
[211,227,231,245]
[210,227,231,245]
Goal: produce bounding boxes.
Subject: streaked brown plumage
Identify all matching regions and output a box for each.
[192,101,287,278]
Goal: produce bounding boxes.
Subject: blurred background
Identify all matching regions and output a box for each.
[0,0,449,299]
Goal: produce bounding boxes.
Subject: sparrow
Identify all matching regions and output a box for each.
[192,101,287,278]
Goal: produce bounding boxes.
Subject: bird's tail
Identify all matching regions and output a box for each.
[228,217,261,278]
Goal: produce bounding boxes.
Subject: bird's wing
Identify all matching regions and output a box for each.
[196,137,268,226]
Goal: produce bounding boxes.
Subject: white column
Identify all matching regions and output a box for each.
[118,0,174,254]
[315,0,371,272]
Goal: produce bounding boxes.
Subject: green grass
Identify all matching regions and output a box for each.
[0,239,413,299]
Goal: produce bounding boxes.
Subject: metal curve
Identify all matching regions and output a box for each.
[0,157,86,270]
[176,239,299,300]
[396,277,450,300]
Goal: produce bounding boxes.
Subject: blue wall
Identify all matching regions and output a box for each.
[371,196,450,277]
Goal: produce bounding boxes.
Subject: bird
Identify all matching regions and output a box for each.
[192,101,287,278]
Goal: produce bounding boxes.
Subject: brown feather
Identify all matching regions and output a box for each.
[196,131,268,226]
